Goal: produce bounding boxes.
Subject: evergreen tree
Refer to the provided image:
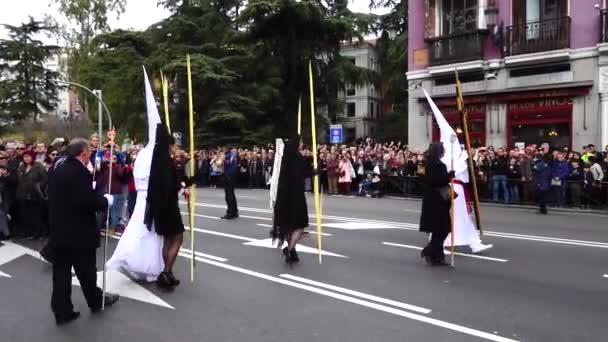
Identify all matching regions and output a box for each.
[0,17,61,125]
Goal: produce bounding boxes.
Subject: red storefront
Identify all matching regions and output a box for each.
[423,86,590,149]
[428,97,487,147]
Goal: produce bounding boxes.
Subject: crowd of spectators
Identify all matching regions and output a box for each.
[0,135,606,240]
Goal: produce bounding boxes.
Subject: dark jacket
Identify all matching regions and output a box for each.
[507,163,521,180]
[49,156,108,249]
[567,164,584,182]
[551,160,569,180]
[491,156,509,175]
[533,159,552,192]
[224,153,239,178]
[519,158,533,181]
[16,162,48,202]
[419,160,451,234]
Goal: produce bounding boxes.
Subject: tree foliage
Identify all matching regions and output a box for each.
[0,17,61,126]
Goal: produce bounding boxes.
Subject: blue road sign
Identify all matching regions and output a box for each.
[330,124,343,144]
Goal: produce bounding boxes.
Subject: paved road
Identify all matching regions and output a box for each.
[1,188,606,342]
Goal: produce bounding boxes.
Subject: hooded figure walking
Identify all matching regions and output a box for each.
[271,137,309,264]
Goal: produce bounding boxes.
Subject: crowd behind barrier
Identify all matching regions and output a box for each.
[0,135,607,241]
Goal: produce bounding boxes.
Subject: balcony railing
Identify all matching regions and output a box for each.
[506,17,571,56]
[426,31,486,66]
[601,9,608,43]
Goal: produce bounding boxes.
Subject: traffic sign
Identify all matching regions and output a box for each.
[329,124,343,144]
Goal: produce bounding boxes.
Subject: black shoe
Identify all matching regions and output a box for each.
[91,294,119,313]
[290,249,300,263]
[157,272,174,291]
[167,272,180,287]
[282,247,292,264]
[221,215,237,220]
[55,311,80,325]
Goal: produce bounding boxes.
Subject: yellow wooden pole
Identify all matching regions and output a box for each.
[297,94,302,135]
[308,60,322,264]
[161,70,171,133]
[187,55,196,282]
[455,69,482,235]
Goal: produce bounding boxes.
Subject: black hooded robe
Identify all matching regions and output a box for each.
[272,139,309,240]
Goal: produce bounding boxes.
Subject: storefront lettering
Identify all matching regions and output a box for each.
[507,97,571,111]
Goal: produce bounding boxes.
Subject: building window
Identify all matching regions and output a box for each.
[346,128,356,141]
[347,57,356,66]
[439,0,478,35]
[377,103,381,117]
[370,102,375,118]
[346,84,356,96]
[347,103,356,117]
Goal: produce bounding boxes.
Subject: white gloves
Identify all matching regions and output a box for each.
[104,194,114,207]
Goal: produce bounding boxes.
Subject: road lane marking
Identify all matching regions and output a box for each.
[603,274,608,278]
[189,257,518,342]
[184,226,255,242]
[280,274,431,314]
[256,224,333,236]
[382,242,509,263]
[180,211,221,220]
[103,233,229,262]
[240,215,272,221]
[188,202,608,249]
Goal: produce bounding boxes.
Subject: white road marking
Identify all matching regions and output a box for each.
[180,211,221,220]
[323,222,405,230]
[0,270,12,278]
[243,238,347,258]
[0,241,46,267]
[240,215,272,221]
[603,274,608,278]
[280,274,431,314]
[256,224,333,236]
[190,257,518,342]
[189,202,608,249]
[103,233,229,262]
[382,242,509,263]
[72,270,174,309]
[184,226,255,242]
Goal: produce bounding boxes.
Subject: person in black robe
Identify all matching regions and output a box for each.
[271,137,309,264]
[144,124,189,289]
[419,142,454,266]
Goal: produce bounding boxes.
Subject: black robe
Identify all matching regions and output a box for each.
[144,124,185,237]
[419,160,451,234]
[272,140,308,239]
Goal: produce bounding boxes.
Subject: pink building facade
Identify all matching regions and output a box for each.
[406,0,608,151]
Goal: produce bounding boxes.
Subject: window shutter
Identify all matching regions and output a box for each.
[425,0,437,38]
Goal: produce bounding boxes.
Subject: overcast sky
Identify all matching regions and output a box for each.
[0,0,390,42]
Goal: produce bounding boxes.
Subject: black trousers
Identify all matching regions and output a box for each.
[224,175,238,216]
[18,199,45,237]
[424,230,450,261]
[51,247,103,316]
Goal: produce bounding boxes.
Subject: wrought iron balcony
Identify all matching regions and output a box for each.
[601,9,608,43]
[506,17,571,56]
[426,31,486,66]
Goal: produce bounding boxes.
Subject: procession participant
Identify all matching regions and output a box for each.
[271,136,309,264]
[419,143,453,266]
[106,70,190,290]
[48,138,118,325]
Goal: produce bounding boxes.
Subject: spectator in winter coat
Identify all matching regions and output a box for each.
[16,150,48,238]
[567,160,584,208]
[533,154,552,214]
[491,148,510,204]
[507,157,521,203]
[550,153,569,207]
[326,154,340,195]
[338,155,353,195]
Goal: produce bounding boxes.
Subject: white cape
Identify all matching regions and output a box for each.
[106,68,164,282]
[423,89,487,250]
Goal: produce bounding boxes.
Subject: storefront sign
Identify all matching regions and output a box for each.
[507,71,573,89]
[432,80,486,96]
[507,97,572,111]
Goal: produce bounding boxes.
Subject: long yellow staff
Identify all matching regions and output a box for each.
[455,69,482,234]
[449,134,457,268]
[161,70,171,132]
[297,94,302,135]
[187,55,196,283]
[308,60,323,264]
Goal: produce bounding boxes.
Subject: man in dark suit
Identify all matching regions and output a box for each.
[48,138,119,325]
[222,147,239,219]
